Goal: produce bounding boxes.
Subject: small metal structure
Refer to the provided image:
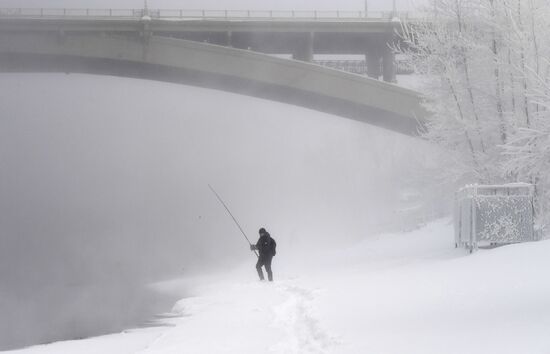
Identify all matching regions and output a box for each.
[454,183,537,253]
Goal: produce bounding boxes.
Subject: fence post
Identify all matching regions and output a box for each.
[455,192,462,248]
[474,188,478,249]
[179,9,182,18]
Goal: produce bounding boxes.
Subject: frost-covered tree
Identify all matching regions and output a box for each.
[400,0,501,182]
[499,0,550,228]
[400,0,550,228]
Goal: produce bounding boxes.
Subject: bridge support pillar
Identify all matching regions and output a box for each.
[366,50,382,80]
[367,47,396,82]
[292,32,314,62]
[382,49,396,83]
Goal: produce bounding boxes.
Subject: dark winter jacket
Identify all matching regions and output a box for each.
[255,233,276,257]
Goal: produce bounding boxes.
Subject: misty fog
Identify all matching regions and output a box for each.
[0,69,436,349]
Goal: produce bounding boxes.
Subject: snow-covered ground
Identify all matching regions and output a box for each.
[7,219,550,354]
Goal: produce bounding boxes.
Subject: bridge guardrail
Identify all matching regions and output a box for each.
[314,59,414,75]
[0,8,424,21]
[0,8,141,18]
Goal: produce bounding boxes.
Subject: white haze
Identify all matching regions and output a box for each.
[0,0,435,350]
[0,73,440,349]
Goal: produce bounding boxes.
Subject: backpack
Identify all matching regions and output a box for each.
[259,234,277,256]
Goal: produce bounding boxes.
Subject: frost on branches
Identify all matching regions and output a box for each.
[400,0,550,230]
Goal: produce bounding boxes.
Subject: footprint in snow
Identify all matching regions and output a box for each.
[270,283,339,354]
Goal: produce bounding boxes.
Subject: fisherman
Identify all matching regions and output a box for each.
[251,228,276,281]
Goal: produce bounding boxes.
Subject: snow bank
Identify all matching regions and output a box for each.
[309,220,550,354]
[8,219,550,354]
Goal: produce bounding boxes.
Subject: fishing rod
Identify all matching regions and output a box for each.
[208,184,258,258]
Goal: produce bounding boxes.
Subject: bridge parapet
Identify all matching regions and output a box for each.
[0,8,425,21]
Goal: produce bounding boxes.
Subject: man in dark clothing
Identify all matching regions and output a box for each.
[250,227,276,281]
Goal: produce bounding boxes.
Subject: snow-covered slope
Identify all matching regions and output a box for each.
[8,219,550,354]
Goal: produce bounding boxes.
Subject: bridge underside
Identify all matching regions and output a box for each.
[156,31,388,54]
[0,52,419,135]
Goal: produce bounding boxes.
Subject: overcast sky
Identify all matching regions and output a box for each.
[1,0,427,12]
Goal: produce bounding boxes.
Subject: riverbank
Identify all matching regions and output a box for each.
[8,219,550,354]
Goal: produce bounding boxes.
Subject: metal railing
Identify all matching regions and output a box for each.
[454,183,537,253]
[0,8,422,21]
[314,59,414,75]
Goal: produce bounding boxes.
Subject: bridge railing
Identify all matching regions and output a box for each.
[314,59,414,76]
[0,8,143,18]
[0,8,422,21]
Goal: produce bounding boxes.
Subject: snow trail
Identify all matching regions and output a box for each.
[270,282,338,354]
[129,278,339,354]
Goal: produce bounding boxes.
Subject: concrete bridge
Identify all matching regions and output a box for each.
[0,8,427,135]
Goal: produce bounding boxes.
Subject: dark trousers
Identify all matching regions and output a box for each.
[256,255,273,281]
